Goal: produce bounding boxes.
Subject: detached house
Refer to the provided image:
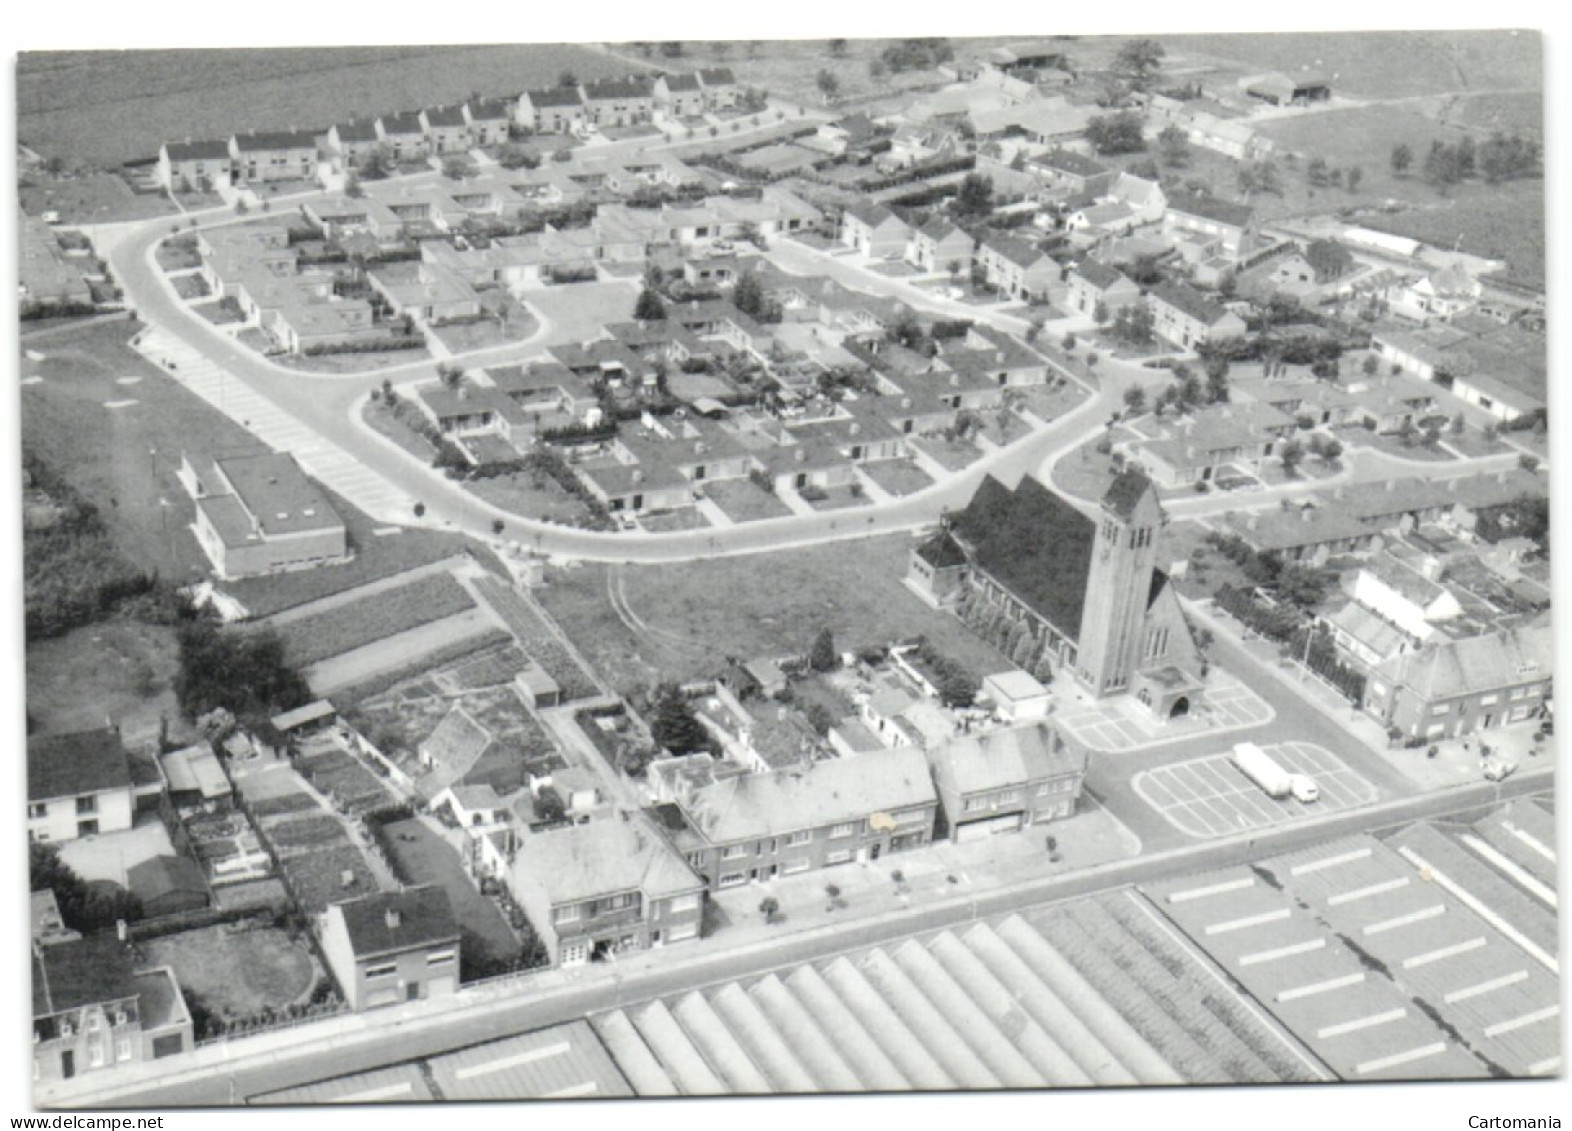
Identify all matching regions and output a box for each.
[926,722,1087,841]
[518,86,587,134]
[906,217,976,274]
[841,202,912,259]
[1146,280,1248,348]
[156,139,232,191]
[1066,259,1140,317]
[229,129,318,184]
[28,728,151,844]
[976,233,1056,301]
[319,887,461,1011]
[506,818,706,966]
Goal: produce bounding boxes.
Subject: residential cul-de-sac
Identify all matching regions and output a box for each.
[17,29,1555,1115]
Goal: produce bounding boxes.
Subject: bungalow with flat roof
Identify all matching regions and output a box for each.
[1373,323,1545,424]
[368,260,481,325]
[229,129,319,184]
[318,886,461,1010]
[33,937,193,1084]
[981,670,1053,722]
[906,216,976,274]
[1121,400,1296,488]
[506,817,706,966]
[926,721,1085,841]
[375,111,429,161]
[1066,259,1140,317]
[178,451,348,580]
[668,745,938,888]
[517,86,587,134]
[1364,626,1550,741]
[976,233,1056,301]
[1146,280,1248,348]
[156,139,233,191]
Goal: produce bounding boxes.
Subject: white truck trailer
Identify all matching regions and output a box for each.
[1231,742,1319,803]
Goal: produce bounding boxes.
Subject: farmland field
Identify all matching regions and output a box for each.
[19,44,642,168]
[273,572,476,667]
[1163,29,1540,99]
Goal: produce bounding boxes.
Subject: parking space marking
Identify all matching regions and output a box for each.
[1132,743,1379,840]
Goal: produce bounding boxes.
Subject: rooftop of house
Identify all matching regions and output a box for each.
[423,104,469,128]
[33,936,139,1018]
[677,744,935,843]
[1374,625,1551,701]
[467,98,514,121]
[1034,149,1109,178]
[527,86,586,109]
[378,110,425,135]
[1071,258,1130,291]
[333,885,460,960]
[164,138,233,161]
[1165,191,1255,229]
[1365,550,1452,610]
[583,77,654,101]
[1148,279,1232,326]
[127,855,207,906]
[510,815,703,904]
[330,119,381,144]
[698,67,737,86]
[982,232,1050,270]
[983,669,1051,703]
[1321,599,1415,658]
[970,99,1090,139]
[844,200,904,229]
[160,742,230,800]
[930,721,1083,796]
[232,128,319,152]
[28,727,132,803]
[661,72,703,93]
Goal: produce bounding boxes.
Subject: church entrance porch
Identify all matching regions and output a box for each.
[1133,665,1202,721]
[1055,668,1275,753]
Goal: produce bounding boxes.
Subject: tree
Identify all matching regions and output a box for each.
[732,271,765,318]
[759,896,782,924]
[1092,299,1109,325]
[660,41,685,58]
[1361,353,1380,377]
[633,287,666,321]
[1305,239,1354,282]
[649,682,710,754]
[815,69,841,103]
[1391,142,1413,175]
[951,172,995,220]
[1204,355,1230,404]
[1156,125,1190,167]
[360,144,394,180]
[343,174,364,199]
[886,307,926,351]
[1123,385,1147,414]
[809,628,838,672]
[534,785,567,823]
[173,620,310,723]
[1114,38,1165,89]
[558,70,579,88]
[1084,111,1147,155]
[1346,166,1364,192]
[1306,156,1331,187]
[1061,331,1077,352]
[1110,303,1154,347]
[497,144,541,171]
[1318,437,1343,464]
[442,155,477,181]
[1278,438,1305,476]
[828,38,849,57]
[31,843,143,934]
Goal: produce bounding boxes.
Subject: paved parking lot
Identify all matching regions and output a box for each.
[1132,742,1378,839]
[1058,672,1274,752]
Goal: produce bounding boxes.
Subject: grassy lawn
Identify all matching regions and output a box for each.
[1016,381,1091,422]
[26,620,193,747]
[381,819,519,959]
[538,535,1011,694]
[1050,436,1122,503]
[219,487,490,618]
[703,477,794,522]
[712,38,950,113]
[156,239,202,272]
[804,484,873,512]
[142,925,316,1018]
[467,471,594,525]
[978,412,1032,448]
[171,274,212,300]
[362,398,437,463]
[859,458,935,498]
[1335,425,1458,463]
[427,310,540,355]
[275,346,431,374]
[20,318,268,588]
[909,434,982,472]
[640,507,712,532]
[19,173,176,224]
[194,298,245,326]
[668,370,741,402]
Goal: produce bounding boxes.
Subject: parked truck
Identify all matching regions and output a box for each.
[1231,742,1319,803]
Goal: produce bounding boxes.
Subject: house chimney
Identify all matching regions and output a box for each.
[385,907,402,930]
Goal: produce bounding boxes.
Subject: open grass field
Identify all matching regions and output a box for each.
[536,536,1010,693]
[1163,29,1539,100]
[274,573,476,667]
[142,925,316,1018]
[19,173,178,224]
[25,620,191,747]
[380,819,519,960]
[18,44,639,168]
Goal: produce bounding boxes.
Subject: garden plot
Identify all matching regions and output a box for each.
[275,572,476,668]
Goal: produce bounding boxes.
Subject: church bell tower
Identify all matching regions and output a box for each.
[1074,470,1163,697]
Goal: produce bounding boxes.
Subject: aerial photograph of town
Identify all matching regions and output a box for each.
[13,15,1558,1122]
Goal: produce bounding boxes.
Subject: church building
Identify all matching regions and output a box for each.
[909,470,1203,715]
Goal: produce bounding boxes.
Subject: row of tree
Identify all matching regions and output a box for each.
[1392,132,1541,190]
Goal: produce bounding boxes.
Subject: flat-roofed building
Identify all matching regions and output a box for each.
[178,451,348,580]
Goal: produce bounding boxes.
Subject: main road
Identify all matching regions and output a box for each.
[98,201,1124,564]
